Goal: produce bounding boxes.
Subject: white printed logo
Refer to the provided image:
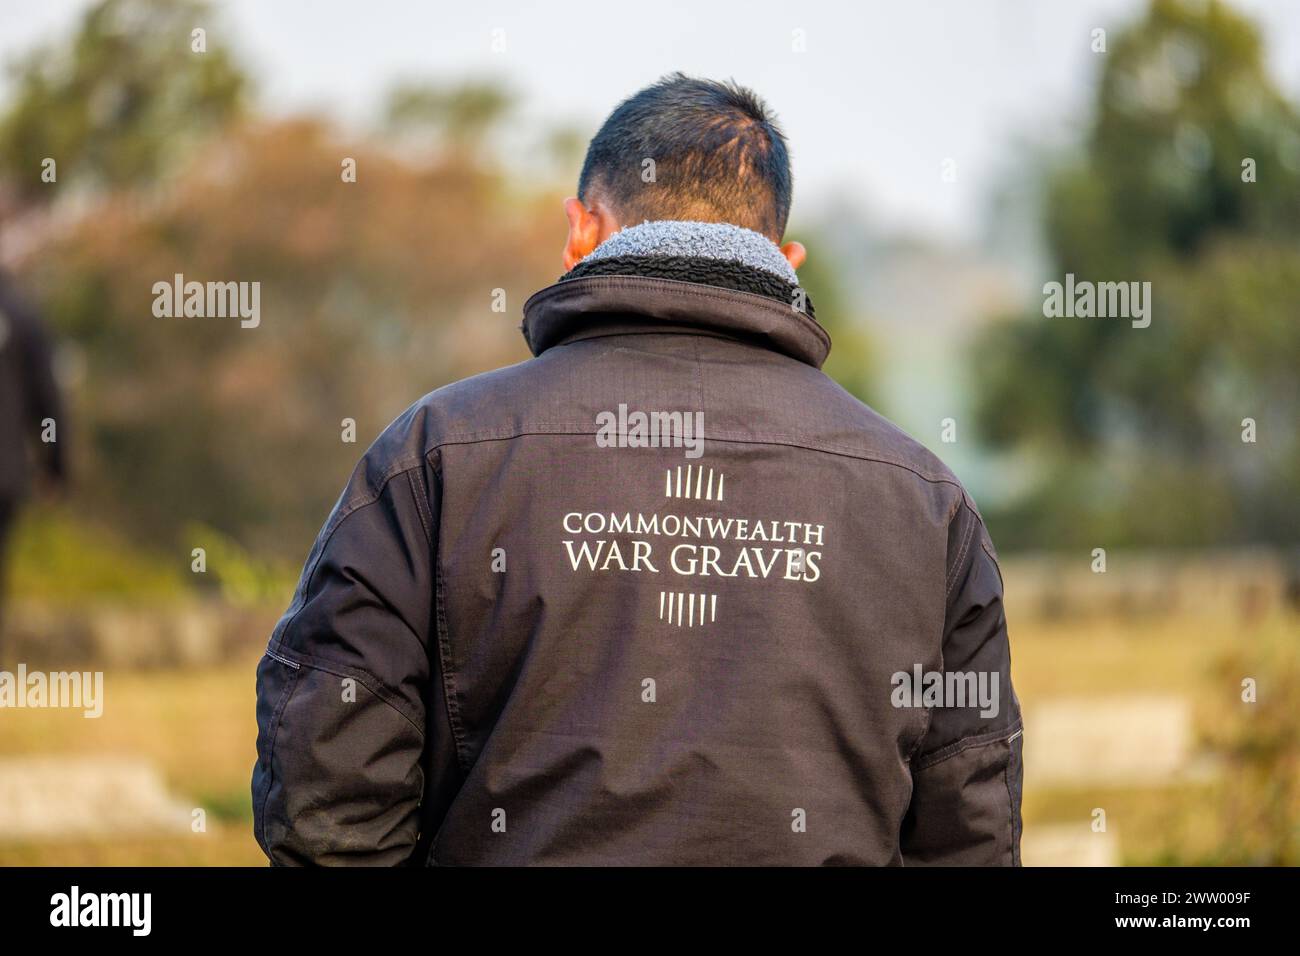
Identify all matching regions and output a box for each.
[562,468,826,626]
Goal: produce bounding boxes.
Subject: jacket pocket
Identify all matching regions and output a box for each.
[253,646,427,864]
[1006,728,1024,867]
[252,648,302,854]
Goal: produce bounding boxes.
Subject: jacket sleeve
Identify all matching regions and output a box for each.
[253,455,437,866]
[900,497,1024,866]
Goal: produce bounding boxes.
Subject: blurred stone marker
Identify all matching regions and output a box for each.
[0,756,192,840]
[1022,823,1120,867]
[1026,695,1192,786]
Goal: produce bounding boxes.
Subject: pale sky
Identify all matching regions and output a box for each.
[3,0,1299,241]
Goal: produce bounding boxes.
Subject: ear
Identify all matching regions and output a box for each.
[563,197,603,272]
[780,241,806,271]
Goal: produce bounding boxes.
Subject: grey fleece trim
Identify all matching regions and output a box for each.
[581,220,799,284]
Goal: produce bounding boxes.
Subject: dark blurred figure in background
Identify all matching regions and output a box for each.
[0,265,66,642]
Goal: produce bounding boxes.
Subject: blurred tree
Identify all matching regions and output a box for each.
[384,80,514,150]
[0,0,247,201]
[1195,634,1300,865]
[0,1,873,570]
[970,0,1300,548]
[21,118,557,558]
[543,125,589,173]
[793,237,878,409]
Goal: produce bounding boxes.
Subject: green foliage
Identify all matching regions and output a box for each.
[1193,629,1300,865]
[9,506,190,601]
[0,0,246,201]
[796,237,878,408]
[183,522,297,606]
[384,80,515,145]
[194,788,253,823]
[970,0,1300,548]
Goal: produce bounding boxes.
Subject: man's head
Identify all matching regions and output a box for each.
[563,74,805,272]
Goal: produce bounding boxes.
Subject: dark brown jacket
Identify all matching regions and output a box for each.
[253,267,1023,866]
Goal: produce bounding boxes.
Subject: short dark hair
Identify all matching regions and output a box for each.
[577,74,793,238]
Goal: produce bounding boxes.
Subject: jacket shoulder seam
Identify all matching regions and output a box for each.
[406,467,433,545]
[415,425,963,490]
[945,508,978,600]
[423,454,474,775]
[327,454,429,536]
[269,460,428,696]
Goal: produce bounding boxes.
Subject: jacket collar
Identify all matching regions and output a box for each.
[521,274,832,369]
[578,219,801,284]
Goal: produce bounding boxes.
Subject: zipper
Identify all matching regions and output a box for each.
[265,647,300,670]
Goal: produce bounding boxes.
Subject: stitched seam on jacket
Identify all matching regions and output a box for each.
[914,720,1024,771]
[425,453,472,774]
[981,537,1005,590]
[945,506,977,600]
[424,428,964,490]
[407,468,434,544]
[1006,758,1015,866]
[255,657,301,858]
[266,642,425,737]
[691,337,708,443]
[907,600,949,767]
[435,550,471,773]
[1005,728,1023,865]
[905,705,935,768]
[265,464,431,749]
[328,453,430,538]
[270,461,425,660]
[542,327,763,351]
[404,460,463,777]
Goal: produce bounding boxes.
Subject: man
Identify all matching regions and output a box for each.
[253,74,1023,866]
[0,268,66,640]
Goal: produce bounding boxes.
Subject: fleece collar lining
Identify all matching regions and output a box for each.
[579,220,799,285]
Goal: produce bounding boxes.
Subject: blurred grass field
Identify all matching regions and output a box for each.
[0,659,264,865]
[0,603,1294,866]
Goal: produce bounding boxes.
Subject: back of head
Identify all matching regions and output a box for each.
[577,73,793,241]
